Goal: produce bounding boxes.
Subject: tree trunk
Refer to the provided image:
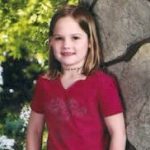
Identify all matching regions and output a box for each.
[80,0,150,149]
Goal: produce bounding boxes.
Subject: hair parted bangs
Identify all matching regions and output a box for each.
[48,4,102,79]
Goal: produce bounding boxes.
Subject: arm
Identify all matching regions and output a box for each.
[105,113,126,150]
[26,110,45,150]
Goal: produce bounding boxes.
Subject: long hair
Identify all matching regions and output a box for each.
[48,4,102,78]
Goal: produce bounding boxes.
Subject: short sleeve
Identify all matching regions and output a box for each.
[31,76,45,114]
[97,72,124,117]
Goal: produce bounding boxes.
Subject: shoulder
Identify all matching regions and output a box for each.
[92,69,118,87]
[33,73,57,93]
[93,69,115,81]
[35,73,55,85]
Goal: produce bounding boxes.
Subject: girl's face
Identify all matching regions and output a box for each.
[50,16,89,68]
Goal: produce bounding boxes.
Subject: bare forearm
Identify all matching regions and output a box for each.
[105,113,126,150]
[26,131,43,150]
[109,134,126,150]
[26,111,45,150]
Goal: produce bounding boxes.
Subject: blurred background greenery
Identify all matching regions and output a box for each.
[0,0,78,149]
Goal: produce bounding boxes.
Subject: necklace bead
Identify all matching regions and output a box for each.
[63,66,82,71]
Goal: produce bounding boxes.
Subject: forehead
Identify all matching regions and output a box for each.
[53,16,85,34]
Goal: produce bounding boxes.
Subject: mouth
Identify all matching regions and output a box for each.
[61,52,75,56]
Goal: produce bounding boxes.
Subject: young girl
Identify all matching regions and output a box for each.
[26,4,126,150]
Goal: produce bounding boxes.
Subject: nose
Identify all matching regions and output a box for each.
[63,38,71,50]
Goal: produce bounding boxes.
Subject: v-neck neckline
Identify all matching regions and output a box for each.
[57,76,88,91]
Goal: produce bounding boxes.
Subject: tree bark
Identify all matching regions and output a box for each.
[80,0,150,149]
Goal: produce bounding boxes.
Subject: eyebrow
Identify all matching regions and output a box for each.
[53,33,83,37]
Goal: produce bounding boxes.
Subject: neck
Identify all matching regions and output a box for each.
[63,66,82,71]
[62,66,83,76]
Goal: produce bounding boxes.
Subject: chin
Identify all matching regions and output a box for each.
[61,61,76,66]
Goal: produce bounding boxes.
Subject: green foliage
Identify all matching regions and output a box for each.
[0,0,79,63]
[2,114,25,149]
[5,119,24,138]
[0,0,50,62]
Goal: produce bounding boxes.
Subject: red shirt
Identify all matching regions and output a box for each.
[31,70,123,150]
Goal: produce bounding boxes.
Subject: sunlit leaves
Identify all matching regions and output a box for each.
[0,0,79,64]
[0,1,55,64]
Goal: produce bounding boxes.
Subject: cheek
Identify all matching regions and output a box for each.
[51,43,61,53]
[81,41,89,54]
[52,48,62,61]
[50,40,61,49]
[52,49,59,58]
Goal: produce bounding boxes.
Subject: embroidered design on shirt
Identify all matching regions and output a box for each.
[48,98,87,121]
[68,99,87,117]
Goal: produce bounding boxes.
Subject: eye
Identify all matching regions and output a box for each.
[72,36,80,40]
[54,36,63,41]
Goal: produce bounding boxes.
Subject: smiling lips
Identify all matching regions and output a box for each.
[61,52,75,56]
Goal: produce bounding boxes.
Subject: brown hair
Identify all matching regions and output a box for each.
[48,4,102,78]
